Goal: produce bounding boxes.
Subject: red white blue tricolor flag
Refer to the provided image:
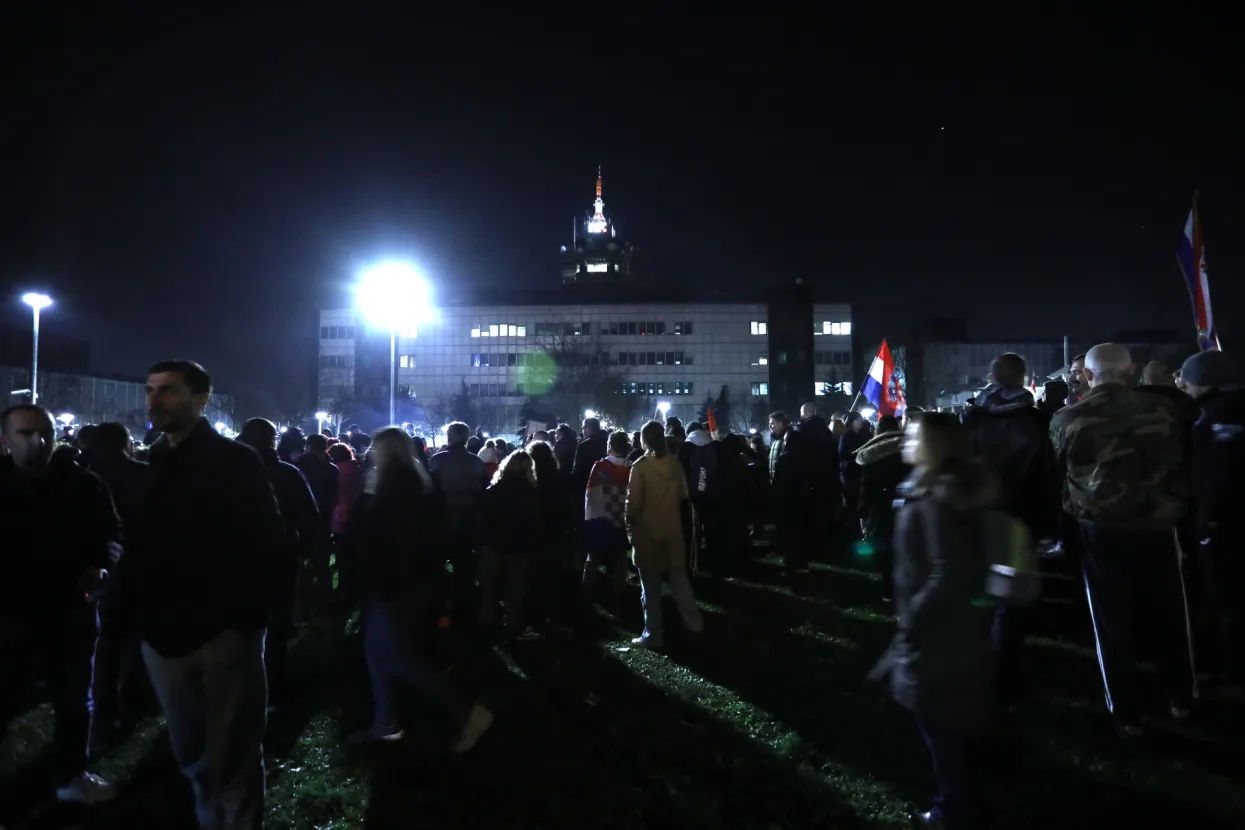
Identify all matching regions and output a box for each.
[1177,193,1219,351]
[862,339,906,417]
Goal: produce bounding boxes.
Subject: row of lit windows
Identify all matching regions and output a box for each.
[469,320,696,338]
[819,321,852,336]
[750,382,769,395]
[469,351,696,368]
[620,381,696,396]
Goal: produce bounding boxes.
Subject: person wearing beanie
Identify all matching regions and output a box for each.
[1180,349,1245,687]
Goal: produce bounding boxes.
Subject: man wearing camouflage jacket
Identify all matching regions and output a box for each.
[1050,343,1196,737]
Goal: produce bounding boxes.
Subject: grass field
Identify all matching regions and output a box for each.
[4,535,1245,829]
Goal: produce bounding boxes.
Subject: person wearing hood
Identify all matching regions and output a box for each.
[961,353,1058,706]
[1179,349,1245,687]
[797,402,842,533]
[237,418,324,709]
[855,414,910,601]
[678,422,729,575]
[477,440,500,480]
[870,412,997,829]
[626,420,704,648]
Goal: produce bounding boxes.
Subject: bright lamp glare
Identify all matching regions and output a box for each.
[749,427,758,434]
[214,422,227,432]
[355,261,431,329]
[315,411,329,420]
[22,292,52,310]
[656,402,671,413]
[860,408,876,419]
[583,409,596,419]
[57,412,74,424]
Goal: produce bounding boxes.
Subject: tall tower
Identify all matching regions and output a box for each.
[561,167,633,284]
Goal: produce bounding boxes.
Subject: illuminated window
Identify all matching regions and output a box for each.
[399,355,416,369]
[841,322,852,336]
[750,382,770,396]
[758,355,768,365]
[470,327,481,338]
[488,325,499,337]
[823,321,833,335]
[815,382,826,396]
[823,321,852,336]
[750,321,767,335]
[517,326,526,337]
[507,325,517,337]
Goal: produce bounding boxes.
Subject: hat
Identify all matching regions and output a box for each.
[1179,350,1239,388]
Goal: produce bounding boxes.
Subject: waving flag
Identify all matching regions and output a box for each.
[1177,193,1220,351]
[706,406,718,435]
[862,339,906,417]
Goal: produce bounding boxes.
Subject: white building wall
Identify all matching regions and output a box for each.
[319,302,852,433]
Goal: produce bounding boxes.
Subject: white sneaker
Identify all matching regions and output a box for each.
[630,636,663,649]
[451,703,494,755]
[56,771,117,805]
[348,724,405,744]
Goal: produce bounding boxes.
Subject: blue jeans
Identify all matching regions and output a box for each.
[364,593,467,730]
[918,718,986,829]
[637,567,704,646]
[143,628,267,830]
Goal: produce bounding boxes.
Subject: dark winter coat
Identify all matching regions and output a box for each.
[480,474,542,557]
[961,383,1058,538]
[870,461,998,734]
[1189,383,1245,539]
[855,432,910,540]
[353,463,446,601]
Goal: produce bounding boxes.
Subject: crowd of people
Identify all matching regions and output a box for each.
[0,343,1242,829]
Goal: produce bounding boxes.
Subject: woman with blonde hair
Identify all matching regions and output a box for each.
[479,449,542,642]
[870,411,996,828]
[625,420,704,648]
[350,427,492,752]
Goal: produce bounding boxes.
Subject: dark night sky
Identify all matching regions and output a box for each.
[1,8,1241,402]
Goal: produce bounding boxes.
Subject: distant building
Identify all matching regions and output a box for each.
[0,366,235,435]
[317,285,853,435]
[560,168,634,285]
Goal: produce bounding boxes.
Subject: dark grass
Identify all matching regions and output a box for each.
[4,534,1245,829]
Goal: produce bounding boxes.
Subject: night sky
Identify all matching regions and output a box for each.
[1,9,1240,404]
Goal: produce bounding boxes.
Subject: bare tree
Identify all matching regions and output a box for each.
[524,332,626,426]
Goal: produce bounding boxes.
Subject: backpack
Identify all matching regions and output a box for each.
[978,509,1041,606]
[686,441,721,501]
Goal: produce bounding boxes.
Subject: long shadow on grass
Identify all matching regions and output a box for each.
[681,575,1241,828]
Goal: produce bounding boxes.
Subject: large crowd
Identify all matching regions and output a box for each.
[1,342,1242,829]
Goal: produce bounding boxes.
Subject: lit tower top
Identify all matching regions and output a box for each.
[586,166,609,234]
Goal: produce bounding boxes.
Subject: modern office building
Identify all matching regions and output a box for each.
[317,285,853,436]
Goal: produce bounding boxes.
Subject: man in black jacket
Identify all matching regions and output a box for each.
[797,402,842,540]
[237,418,323,710]
[123,360,285,830]
[0,404,121,820]
[961,352,1058,705]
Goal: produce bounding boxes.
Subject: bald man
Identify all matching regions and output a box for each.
[1049,343,1195,736]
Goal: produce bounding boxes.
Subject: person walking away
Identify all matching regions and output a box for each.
[870,412,998,829]
[797,402,842,541]
[0,405,121,822]
[296,434,340,612]
[85,421,150,755]
[582,430,633,608]
[121,360,286,830]
[855,414,910,601]
[769,411,814,576]
[960,353,1058,707]
[678,422,727,575]
[348,427,492,751]
[478,451,543,642]
[236,418,324,711]
[327,441,365,601]
[626,420,704,648]
[428,422,489,619]
[527,440,572,628]
[1178,349,1245,691]
[1050,344,1195,738]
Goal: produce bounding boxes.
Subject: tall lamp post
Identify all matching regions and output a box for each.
[354,261,431,426]
[21,293,53,404]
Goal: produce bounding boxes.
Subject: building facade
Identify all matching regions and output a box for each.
[318,294,853,436]
[1,366,236,434]
[560,168,634,285]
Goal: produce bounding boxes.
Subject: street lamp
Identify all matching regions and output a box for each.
[583,409,596,419]
[354,261,432,425]
[57,412,74,425]
[315,410,329,435]
[21,292,52,404]
[656,401,670,422]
